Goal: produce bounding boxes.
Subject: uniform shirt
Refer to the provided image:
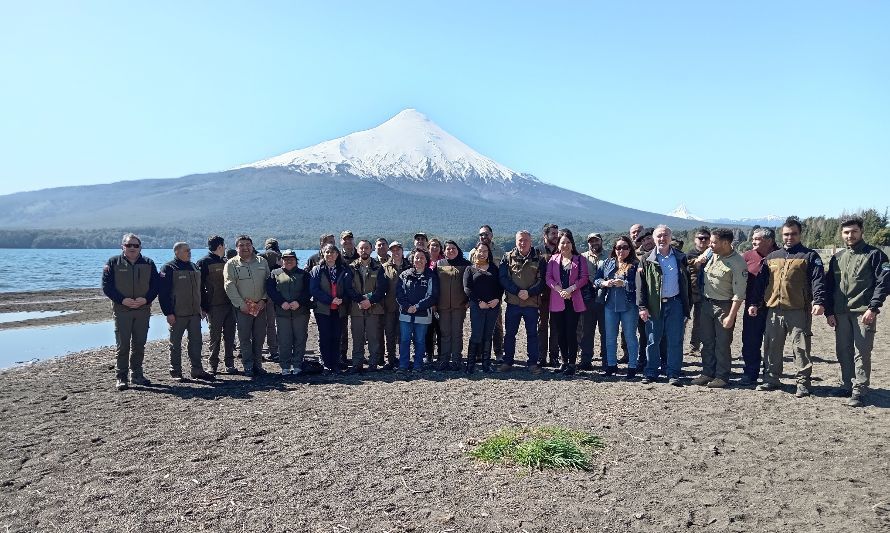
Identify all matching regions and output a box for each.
[826,239,890,316]
[703,250,748,302]
[656,249,680,298]
[223,254,270,308]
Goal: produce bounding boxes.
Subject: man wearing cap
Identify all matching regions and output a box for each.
[689,229,747,388]
[739,227,778,386]
[375,237,391,264]
[307,233,335,270]
[197,235,237,374]
[224,234,271,378]
[535,223,561,367]
[159,242,215,382]
[345,240,387,372]
[102,232,160,391]
[266,249,312,376]
[379,241,407,369]
[339,230,358,367]
[470,224,505,361]
[413,232,429,252]
[579,232,607,370]
[259,238,282,363]
[685,228,711,357]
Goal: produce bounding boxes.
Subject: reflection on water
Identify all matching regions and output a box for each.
[0,315,182,369]
[0,310,80,324]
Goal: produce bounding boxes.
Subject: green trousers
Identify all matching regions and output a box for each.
[169,314,203,374]
[113,307,151,381]
[700,299,735,381]
[834,312,875,394]
[276,312,310,370]
[762,307,812,385]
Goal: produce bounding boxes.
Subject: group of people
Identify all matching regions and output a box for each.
[101,216,888,407]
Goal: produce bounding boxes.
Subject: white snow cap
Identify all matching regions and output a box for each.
[238,109,534,184]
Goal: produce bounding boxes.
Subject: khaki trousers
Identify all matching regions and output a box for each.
[834,312,875,393]
[762,307,812,385]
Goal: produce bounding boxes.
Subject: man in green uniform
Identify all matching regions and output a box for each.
[825,216,890,407]
[380,241,406,370]
[159,242,215,382]
[223,235,271,378]
[690,228,748,388]
[101,233,160,391]
[196,235,236,374]
[345,240,387,372]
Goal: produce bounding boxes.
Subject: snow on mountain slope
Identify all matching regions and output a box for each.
[667,204,705,221]
[238,109,535,184]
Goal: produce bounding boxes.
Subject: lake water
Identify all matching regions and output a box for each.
[0,248,318,293]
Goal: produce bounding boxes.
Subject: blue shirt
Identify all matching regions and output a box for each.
[657,249,680,298]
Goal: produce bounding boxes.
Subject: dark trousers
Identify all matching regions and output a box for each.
[207,304,235,368]
[438,308,466,365]
[741,306,767,379]
[689,300,703,349]
[235,308,267,373]
[351,313,382,366]
[277,312,310,371]
[504,304,540,366]
[339,315,349,361]
[264,302,278,355]
[113,307,151,381]
[316,312,343,371]
[578,302,606,366]
[469,305,499,362]
[169,314,203,374]
[425,314,440,362]
[551,306,581,366]
[378,311,400,366]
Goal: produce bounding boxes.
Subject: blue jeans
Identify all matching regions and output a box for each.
[644,296,684,378]
[399,320,429,370]
[604,305,639,368]
[504,304,540,366]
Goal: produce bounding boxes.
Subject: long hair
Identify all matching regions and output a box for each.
[319,243,345,268]
[610,235,636,263]
[557,228,580,256]
[474,242,493,265]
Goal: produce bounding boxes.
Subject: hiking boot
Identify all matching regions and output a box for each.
[738,375,756,387]
[498,363,513,373]
[131,375,151,386]
[625,368,637,381]
[381,362,396,372]
[604,365,617,377]
[795,383,811,398]
[190,368,216,381]
[349,365,365,374]
[706,378,728,388]
[563,364,576,376]
[224,366,238,374]
[756,382,781,391]
[846,392,865,407]
[691,375,713,386]
[115,379,128,391]
[578,362,594,371]
[668,377,683,387]
[169,371,184,382]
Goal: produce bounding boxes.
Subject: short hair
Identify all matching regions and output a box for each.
[121,233,140,245]
[207,235,225,251]
[480,224,493,235]
[235,234,253,245]
[752,227,775,241]
[173,241,190,253]
[516,230,532,239]
[410,247,431,266]
[429,238,442,249]
[225,248,238,260]
[375,237,388,245]
[654,224,672,236]
[840,216,864,230]
[712,228,734,243]
[695,227,712,238]
[319,243,344,266]
[542,223,558,234]
[783,217,803,232]
[357,239,372,248]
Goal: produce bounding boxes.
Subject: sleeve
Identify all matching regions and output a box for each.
[310,267,333,306]
[745,256,764,305]
[396,274,409,311]
[344,267,363,302]
[527,258,545,296]
[197,258,210,312]
[266,273,284,307]
[498,256,520,296]
[493,264,504,300]
[574,256,589,289]
[731,259,747,302]
[158,264,174,315]
[546,258,560,290]
[636,262,649,309]
[224,261,244,309]
[808,251,827,306]
[416,273,439,311]
[369,268,387,304]
[463,267,477,302]
[869,250,890,313]
[145,259,160,305]
[594,261,607,289]
[299,272,312,308]
[751,259,768,308]
[824,256,837,317]
[101,257,125,304]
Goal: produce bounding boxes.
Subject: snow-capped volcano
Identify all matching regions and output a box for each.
[239,108,535,184]
[667,204,705,221]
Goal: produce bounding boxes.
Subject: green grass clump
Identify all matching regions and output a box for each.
[470,427,604,470]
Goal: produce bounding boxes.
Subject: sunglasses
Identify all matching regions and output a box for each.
[615,245,630,251]
[696,236,709,241]
[124,243,141,249]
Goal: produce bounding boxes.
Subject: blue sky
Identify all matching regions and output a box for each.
[1,1,887,220]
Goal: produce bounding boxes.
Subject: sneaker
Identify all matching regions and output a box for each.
[563,365,576,376]
[190,369,216,381]
[625,368,637,381]
[668,377,683,387]
[690,375,713,386]
[224,366,238,374]
[795,383,810,398]
[756,382,781,391]
[131,375,151,386]
[115,379,128,391]
[707,378,728,389]
[498,363,513,372]
[529,365,543,375]
[846,392,865,407]
[738,375,756,387]
[640,376,653,384]
[169,371,184,383]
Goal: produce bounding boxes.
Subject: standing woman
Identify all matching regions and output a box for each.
[396,248,439,373]
[436,240,471,371]
[425,238,445,363]
[463,242,503,373]
[309,244,350,373]
[546,229,589,375]
[594,236,641,379]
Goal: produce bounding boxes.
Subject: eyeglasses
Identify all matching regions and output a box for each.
[124,243,141,249]
[615,246,630,251]
[695,236,708,241]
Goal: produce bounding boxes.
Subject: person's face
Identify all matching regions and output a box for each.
[282,256,297,270]
[614,241,631,261]
[358,241,371,261]
[654,228,671,250]
[175,245,191,262]
[390,247,403,264]
[695,234,709,251]
[429,241,442,257]
[708,235,729,256]
[412,252,427,271]
[236,239,253,259]
[841,225,863,247]
[588,237,602,253]
[517,233,531,255]
[323,248,339,264]
[475,245,489,262]
[781,226,801,248]
[630,224,643,240]
[478,228,492,245]
[341,236,354,250]
[414,237,428,250]
[545,227,559,246]
[558,235,573,255]
[122,238,141,261]
[375,240,388,257]
[640,235,655,251]
[444,243,459,260]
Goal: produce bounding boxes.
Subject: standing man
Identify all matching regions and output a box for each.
[339,230,358,367]
[413,232,429,252]
[685,228,711,357]
[379,241,407,370]
[223,235,271,378]
[159,242,215,382]
[307,233,335,270]
[499,230,546,373]
[375,237,391,264]
[690,229,747,388]
[259,238,282,363]
[470,225,505,362]
[825,216,890,407]
[633,227,656,368]
[102,233,160,391]
[345,240,387,372]
[637,225,692,385]
[754,217,826,397]
[535,223,560,367]
[629,224,644,244]
[579,232,606,370]
[266,249,312,376]
[740,227,778,386]
[197,235,237,374]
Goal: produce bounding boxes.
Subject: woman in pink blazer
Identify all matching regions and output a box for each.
[546,228,589,375]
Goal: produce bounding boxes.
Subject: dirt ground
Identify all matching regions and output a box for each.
[1,293,889,532]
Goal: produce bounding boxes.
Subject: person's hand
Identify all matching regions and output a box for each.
[408,305,418,314]
[257,300,266,311]
[359,300,371,310]
[240,303,251,314]
[721,315,735,329]
[827,315,837,328]
[166,314,176,326]
[518,289,529,300]
[862,309,878,326]
[478,301,489,309]
[812,304,824,316]
[332,297,343,306]
[487,299,500,308]
[291,301,300,310]
[639,309,649,322]
[281,302,291,311]
[747,305,758,317]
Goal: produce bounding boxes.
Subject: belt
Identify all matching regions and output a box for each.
[660,295,679,303]
[705,297,731,304]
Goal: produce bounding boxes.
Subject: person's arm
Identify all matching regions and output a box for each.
[498,258,520,296]
[369,268,387,304]
[867,250,890,314]
[158,264,175,316]
[823,256,837,318]
[527,258,545,296]
[101,258,125,304]
[571,256,589,290]
[223,261,245,309]
[463,267,478,302]
[197,258,211,313]
[808,251,827,312]
[266,274,285,307]
[396,274,410,312]
[636,262,650,320]
[546,259,561,290]
[344,267,364,302]
[144,259,161,305]
[416,273,439,311]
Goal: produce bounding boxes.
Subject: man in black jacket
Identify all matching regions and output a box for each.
[196,235,236,374]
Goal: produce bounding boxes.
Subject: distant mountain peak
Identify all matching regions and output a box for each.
[667,204,705,221]
[237,108,537,185]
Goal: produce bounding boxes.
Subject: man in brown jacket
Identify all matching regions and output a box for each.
[500,230,546,373]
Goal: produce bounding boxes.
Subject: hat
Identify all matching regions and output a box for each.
[413,232,428,241]
[281,249,297,258]
[264,238,280,252]
[340,230,354,239]
[634,228,654,244]
[388,240,404,250]
[586,232,603,241]
[320,232,335,240]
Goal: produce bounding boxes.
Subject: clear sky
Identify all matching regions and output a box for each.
[1,1,887,220]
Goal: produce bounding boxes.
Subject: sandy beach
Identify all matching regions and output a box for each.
[1,290,888,532]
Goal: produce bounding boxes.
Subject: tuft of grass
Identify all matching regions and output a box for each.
[470,426,604,470]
